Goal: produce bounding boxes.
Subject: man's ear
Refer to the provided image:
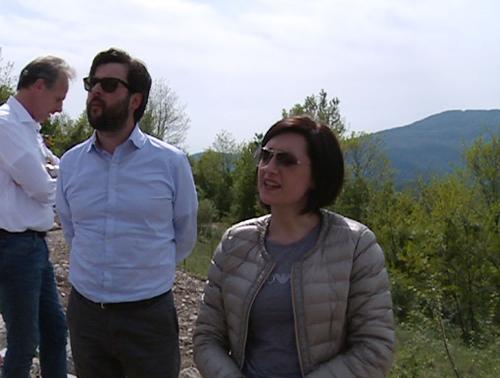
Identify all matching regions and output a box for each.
[130,93,142,112]
[33,78,47,91]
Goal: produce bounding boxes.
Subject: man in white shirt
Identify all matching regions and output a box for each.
[0,56,74,378]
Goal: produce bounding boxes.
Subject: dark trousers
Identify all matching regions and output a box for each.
[67,288,180,378]
[0,232,67,378]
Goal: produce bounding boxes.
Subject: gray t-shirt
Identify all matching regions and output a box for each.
[242,224,320,378]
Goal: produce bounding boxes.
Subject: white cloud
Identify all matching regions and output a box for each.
[1,0,499,152]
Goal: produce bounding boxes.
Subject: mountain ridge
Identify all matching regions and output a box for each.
[190,109,500,185]
[374,109,500,184]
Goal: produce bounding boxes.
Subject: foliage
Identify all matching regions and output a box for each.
[282,89,346,137]
[182,223,227,278]
[0,49,15,104]
[371,137,499,345]
[193,149,233,219]
[418,176,496,343]
[391,321,500,378]
[140,78,190,148]
[334,132,393,223]
[230,134,263,222]
[192,130,240,220]
[465,134,499,220]
[464,134,500,323]
[211,129,239,181]
[197,198,218,237]
[211,129,239,155]
[41,112,93,156]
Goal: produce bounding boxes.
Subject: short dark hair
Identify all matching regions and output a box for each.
[89,48,152,123]
[261,115,344,214]
[17,56,75,90]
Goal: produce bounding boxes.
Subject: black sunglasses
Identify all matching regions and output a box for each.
[257,146,302,167]
[83,77,132,93]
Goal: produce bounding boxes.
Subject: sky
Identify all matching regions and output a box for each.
[1,0,499,153]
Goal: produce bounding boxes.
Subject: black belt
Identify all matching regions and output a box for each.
[0,229,47,239]
[72,288,171,310]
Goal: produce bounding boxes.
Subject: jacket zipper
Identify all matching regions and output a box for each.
[238,261,275,369]
[291,266,306,377]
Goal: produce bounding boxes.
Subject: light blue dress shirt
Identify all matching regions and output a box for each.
[56,126,198,303]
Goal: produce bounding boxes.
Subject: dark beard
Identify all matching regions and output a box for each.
[87,95,131,132]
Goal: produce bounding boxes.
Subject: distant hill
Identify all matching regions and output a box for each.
[374,110,500,185]
[189,110,500,186]
[189,152,203,161]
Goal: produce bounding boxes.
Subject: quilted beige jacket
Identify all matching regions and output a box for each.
[193,210,395,377]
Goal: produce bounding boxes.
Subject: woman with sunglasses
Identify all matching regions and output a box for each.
[194,116,395,377]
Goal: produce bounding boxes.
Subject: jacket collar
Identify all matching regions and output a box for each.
[255,209,331,260]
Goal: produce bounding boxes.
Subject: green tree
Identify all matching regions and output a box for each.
[197,198,218,237]
[212,129,239,173]
[377,145,499,344]
[41,112,92,156]
[417,174,497,343]
[193,131,240,219]
[230,133,263,222]
[193,150,232,219]
[464,135,500,324]
[282,89,345,137]
[0,49,15,104]
[140,78,190,148]
[369,188,421,319]
[466,135,500,226]
[335,132,393,224]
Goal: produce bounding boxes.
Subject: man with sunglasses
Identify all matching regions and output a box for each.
[0,56,74,378]
[56,48,198,378]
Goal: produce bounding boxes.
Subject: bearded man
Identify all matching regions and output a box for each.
[56,48,198,378]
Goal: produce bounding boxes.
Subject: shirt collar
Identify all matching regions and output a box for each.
[86,123,147,153]
[86,133,98,152]
[7,96,41,132]
[129,124,147,149]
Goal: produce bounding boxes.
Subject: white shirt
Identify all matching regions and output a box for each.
[0,96,58,232]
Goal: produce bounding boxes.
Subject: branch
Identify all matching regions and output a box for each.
[435,307,461,378]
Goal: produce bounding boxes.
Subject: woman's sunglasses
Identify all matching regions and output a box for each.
[83,77,132,93]
[257,146,303,167]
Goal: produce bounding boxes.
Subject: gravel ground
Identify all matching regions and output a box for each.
[0,230,205,377]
